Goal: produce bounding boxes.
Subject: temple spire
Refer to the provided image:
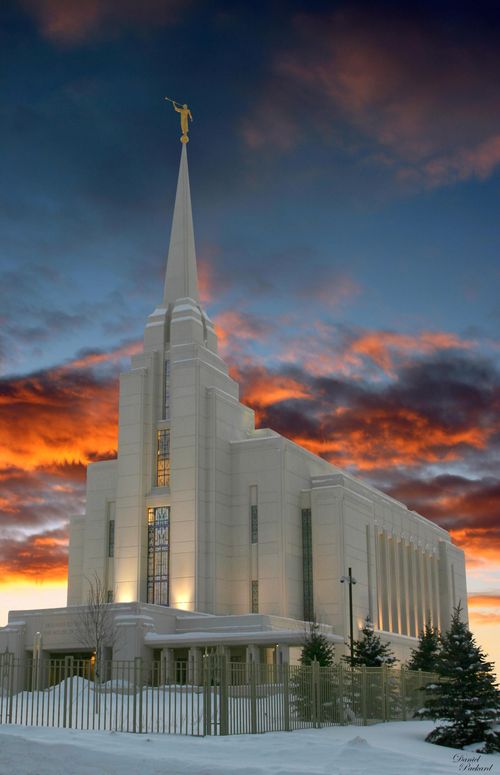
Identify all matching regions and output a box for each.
[163,143,199,304]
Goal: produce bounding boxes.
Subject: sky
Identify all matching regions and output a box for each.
[1,0,499,667]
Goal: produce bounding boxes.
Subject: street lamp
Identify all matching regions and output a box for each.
[340,567,357,667]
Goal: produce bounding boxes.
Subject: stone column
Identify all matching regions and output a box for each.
[161,648,174,683]
[188,647,202,685]
[275,644,289,666]
[246,644,260,682]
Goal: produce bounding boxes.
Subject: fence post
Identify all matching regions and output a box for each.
[203,655,211,736]
[219,655,229,736]
[132,657,141,733]
[382,664,388,722]
[250,661,257,734]
[63,656,70,728]
[68,657,74,729]
[361,666,367,725]
[337,664,344,725]
[282,663,290,732]
[6,653,14,724]
[400,668,407,721]
[312,659,320,728]
[137,657,143,734]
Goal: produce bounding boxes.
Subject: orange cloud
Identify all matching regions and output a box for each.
[0,529,68,583]
[237,366,312,409]
[469,594,500,608]
[0,343,140,473]
[350,331,472,374]
[214,310,275,360]
[0,370,118,471]
[468,594,500,627]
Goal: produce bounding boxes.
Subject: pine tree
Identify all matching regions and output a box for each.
[344,617,397,667]
[292,622,336,722]
[407,619,441,672]
[418,604,500,751]
[300,621,335,666]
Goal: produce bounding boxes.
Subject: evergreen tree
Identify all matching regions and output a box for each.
[292,622,335,722]
[407,619,441,672]
[300,621,335,666]
[418,604,500,751]
[344,617,397,667]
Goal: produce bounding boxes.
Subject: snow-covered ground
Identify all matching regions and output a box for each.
[0,721,498,775]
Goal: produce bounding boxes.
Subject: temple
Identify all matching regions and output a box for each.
[0,139,467,669]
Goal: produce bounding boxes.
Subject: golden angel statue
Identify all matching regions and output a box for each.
[165,97,193,143]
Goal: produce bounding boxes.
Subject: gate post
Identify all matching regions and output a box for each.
[283,663,290,732]
[250,661,257,734]
[202,654,211,736]
[68,656,74,729]
[382,664,388,722]
[338,664,344,725]
[312,659,320,728]
[401,668,407,721]
[361,666,367,725]
[219,656,229,736]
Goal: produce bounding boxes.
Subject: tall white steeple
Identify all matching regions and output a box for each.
[163,144,199,304]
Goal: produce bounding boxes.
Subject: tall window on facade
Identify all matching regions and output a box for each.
[107,518,115,558]
[301,508,314,621]
[147,506,170,606]
[251,580,259,613]
[164,359,171,420]
[250,506,258,543]
[156,429,170,487]
[250,485,258,543]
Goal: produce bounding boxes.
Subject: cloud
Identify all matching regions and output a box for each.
[237,348,499,471]
[468,593,500,626]
[298,272,362,310]
[243,8,500,187]
[2,322,499,583]
[214,310,275,359]
[0,362,119,472]
[0,341,131,584]
[0,527,68,582]
[19,0,188,44]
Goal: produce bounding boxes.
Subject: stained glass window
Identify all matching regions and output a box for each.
[147,506,170,606]
[108,518,115,558]
[250,505,258,544]
[156,429,170,487]
[302,508,314,621]
[164,359,171,420]
[251,580,259,613]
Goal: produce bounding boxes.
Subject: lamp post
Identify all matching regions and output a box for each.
[340,567,357,667]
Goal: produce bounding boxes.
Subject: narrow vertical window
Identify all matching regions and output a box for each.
[302,508,314,621]
[251,580,259,613]
[147,506,170,606]
[107,590,114,603]
[164,359,171,420]
[250,485,258,543]
[108,518,115,558]
[156,429,170,487]
[250,506,258,544]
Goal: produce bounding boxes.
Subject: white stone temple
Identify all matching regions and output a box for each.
[0,138,467,668]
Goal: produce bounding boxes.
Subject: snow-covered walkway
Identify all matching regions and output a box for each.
[0,721,498,775]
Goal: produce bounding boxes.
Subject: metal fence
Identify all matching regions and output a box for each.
[0,653,434,737]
